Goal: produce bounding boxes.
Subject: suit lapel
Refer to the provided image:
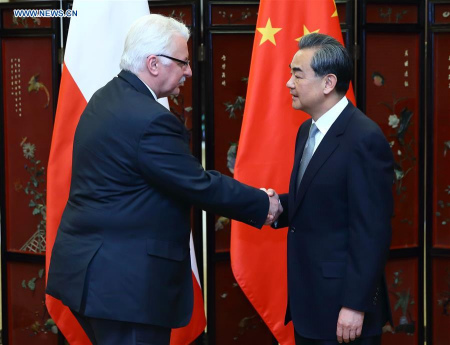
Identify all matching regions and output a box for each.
[289,102,356,221]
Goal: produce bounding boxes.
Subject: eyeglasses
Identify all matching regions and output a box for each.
[156,54,190,67]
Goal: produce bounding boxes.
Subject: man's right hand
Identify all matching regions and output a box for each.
[261,188,283,225]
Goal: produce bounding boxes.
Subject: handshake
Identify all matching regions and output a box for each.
[261,188,283,225]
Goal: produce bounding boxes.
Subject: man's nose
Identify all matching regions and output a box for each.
[185,64,193,78]
[286,76,294,88]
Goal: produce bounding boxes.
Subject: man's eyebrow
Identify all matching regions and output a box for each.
[289,65,302,73]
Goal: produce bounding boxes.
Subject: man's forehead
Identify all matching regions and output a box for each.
[171,35,189,52]
[289,52,303,69]
[290,49,314,70]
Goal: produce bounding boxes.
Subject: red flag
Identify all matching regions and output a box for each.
[169,235,206,345]
[46,1,205,344]
[230,1,355,344]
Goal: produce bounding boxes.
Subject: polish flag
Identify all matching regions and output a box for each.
[45,1,205,344]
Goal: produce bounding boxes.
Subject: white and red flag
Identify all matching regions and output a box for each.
[45,1,205,344]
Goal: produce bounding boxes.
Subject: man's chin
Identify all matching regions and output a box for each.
[292,101,301,110]
[169,88,180,96]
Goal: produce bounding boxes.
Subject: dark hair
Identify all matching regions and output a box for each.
[298,33,353,94]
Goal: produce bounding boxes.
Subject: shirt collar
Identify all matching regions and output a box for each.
[312,96,348,135]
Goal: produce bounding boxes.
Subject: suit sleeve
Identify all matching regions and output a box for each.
[341,128,394,312]
[137,112,269,229]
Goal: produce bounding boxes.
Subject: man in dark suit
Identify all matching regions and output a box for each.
[271,33,394,345]
[46,14,282,345]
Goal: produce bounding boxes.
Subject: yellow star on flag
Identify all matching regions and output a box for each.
[257,18,282,46]
[332,0,338,17]
[295,25,320,42]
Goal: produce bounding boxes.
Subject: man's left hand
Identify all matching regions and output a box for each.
[336,307,364,343]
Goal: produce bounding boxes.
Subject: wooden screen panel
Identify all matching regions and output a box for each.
[336,2,347,24]
[147,5,192,26]
[365,33,420,249]
[382,258,419,345]
[366,4,418,24]
[434,4,450,24]
[210,4,258,26]
[432,257,450,345]
[432,32,450,248]
[7,262,58,345]
[215,261,273,345]
[212,33,253,252]
[2,37,54,253]
[2,9,52,29]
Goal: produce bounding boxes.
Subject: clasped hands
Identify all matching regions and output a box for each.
[260,188,283,225]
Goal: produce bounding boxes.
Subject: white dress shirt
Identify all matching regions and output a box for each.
[311,96,349,153]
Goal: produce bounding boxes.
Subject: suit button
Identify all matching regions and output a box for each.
[290,226,296,233]
[373,301,377,305]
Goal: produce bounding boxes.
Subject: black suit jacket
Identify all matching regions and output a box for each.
[275,102,394,339]
[46,70,269,328]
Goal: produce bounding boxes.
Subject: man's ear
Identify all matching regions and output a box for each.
[146,55,159,76]
[323,74,337,95]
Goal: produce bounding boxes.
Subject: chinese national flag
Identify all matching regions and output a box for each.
[45,1,205,344]
[230,1,355,344]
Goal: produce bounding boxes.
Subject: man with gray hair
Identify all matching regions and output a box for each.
[46,14,282,345]
[271,33,394,345]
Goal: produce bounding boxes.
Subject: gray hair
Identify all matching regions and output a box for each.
[120,14,190,74]
[298,33,353,94]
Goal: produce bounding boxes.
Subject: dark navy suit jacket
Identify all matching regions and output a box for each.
[46,70,269,328]
[275,102,394,339]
